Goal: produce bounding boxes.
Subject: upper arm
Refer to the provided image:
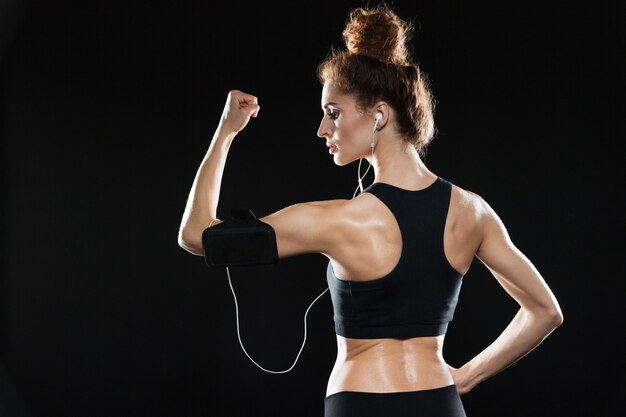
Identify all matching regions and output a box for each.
[180,200,346,260]
[257,200,345,259]
[475,197,563,322]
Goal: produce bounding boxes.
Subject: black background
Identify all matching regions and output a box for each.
[1,1,624,416]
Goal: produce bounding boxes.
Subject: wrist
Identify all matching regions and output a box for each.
[458,362,481,392]
[213,124,237,146]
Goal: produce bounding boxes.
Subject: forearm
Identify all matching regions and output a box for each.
[458,307,561,391]
[178,127,236,243]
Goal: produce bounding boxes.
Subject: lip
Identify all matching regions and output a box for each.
[326,143,336,148]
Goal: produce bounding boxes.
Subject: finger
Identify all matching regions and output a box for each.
[238,97,259,111]
[241,93,258,104]
[250,104,260,118]
[228,90,257,105]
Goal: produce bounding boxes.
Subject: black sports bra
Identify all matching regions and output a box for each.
[326,176,464,339]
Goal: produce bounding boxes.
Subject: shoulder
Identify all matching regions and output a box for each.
[447,180,512,254]
[447,180,488,224]
[446,179,508,250]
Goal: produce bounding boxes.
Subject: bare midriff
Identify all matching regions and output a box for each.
[325,334,454,398]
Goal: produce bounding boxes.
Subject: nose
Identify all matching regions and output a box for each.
[317,117,332,139]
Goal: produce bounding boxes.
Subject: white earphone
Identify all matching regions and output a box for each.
[373,111,382,132]
[354,111,383,198]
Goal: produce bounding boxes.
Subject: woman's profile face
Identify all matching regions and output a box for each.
[317,80,373,166]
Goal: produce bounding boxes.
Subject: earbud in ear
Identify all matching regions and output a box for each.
[373,112,383,131]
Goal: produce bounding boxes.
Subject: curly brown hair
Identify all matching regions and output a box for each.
[317,4,437,157]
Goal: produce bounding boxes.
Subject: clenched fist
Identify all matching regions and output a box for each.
[218,90,260,135]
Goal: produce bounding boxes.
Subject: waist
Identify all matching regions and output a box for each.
[337,334,445,357]
[327,334,453,396]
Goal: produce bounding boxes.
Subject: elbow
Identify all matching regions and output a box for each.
[547,301,564,327]
[541,307,564,328]
[178,228,204,256]
[526,305,564,328]
[550,308,564,327]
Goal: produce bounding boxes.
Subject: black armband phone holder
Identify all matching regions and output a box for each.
[202,207,278,268]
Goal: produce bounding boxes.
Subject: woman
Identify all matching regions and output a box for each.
[178,5,563,417]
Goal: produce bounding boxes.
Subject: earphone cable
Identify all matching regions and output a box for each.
[353,129,376,199]
[226,117,377,372]
[226,266,329,374]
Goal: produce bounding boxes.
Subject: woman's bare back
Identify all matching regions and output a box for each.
[324,178,485,397]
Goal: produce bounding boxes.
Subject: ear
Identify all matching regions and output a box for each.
[372,102,390,130]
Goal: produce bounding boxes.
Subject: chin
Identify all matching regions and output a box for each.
[336,150,369,167]
[332,154,352,167]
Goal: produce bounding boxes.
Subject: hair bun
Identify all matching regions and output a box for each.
[342,5,413,65]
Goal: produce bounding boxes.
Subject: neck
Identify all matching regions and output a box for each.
[366,134,435,187]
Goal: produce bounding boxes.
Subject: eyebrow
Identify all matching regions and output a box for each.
[322,101,339,110]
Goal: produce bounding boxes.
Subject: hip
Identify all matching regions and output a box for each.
[324,384,466,417]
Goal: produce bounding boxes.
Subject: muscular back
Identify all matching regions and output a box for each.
[326,182,484,283]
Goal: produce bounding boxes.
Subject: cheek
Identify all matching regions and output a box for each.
[337,122,360,143]
[335,120,351,138]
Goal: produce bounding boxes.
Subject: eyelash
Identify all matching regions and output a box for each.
[327,111,339,120]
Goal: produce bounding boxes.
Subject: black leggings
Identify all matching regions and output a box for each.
[324,384,467,417]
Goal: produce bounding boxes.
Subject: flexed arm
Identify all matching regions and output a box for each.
[451,197,564,395]
[178,90,260,255]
